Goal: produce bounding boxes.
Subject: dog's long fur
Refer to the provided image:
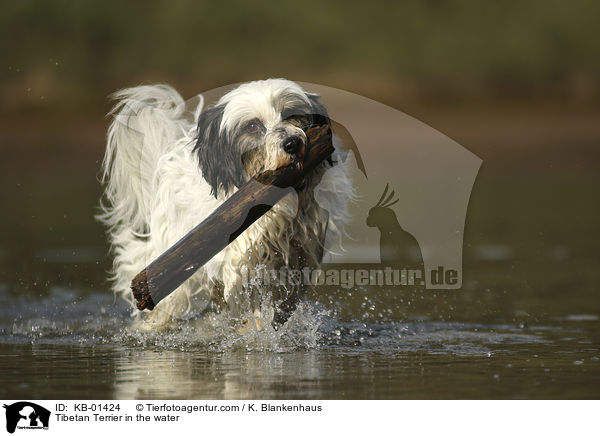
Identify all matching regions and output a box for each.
[98,79,354,329]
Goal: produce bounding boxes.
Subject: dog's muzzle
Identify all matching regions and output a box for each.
[282,134,306,164]
[283,135,303,154]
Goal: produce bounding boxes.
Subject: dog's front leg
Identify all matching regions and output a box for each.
[223,270,270,332]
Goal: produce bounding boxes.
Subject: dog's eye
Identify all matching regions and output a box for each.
[244,119,264,135]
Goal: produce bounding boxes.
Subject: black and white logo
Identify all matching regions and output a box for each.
[3,402,50,434]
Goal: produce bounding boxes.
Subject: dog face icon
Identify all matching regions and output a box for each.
[3,402,50,434]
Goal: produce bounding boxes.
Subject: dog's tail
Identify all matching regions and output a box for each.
[98,84,193,235]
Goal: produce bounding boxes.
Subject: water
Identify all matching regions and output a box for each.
[1,283,599,399]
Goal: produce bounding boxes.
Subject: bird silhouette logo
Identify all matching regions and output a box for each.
[366,184,424,272]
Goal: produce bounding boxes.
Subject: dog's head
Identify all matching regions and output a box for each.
[194,79,329,197]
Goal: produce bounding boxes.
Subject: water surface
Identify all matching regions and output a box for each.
[1,284,598,399]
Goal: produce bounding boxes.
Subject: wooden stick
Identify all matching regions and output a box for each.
[131,123,334,310]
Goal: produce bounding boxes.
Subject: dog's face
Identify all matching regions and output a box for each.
[194,79,328,197]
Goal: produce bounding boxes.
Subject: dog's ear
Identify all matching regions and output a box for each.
[194,104,246,198]
[306,93,330,129]
[306,92,367,176]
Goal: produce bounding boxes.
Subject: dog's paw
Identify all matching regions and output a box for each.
[236,309,270,334]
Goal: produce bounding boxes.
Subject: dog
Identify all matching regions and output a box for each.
[98,79,355,330]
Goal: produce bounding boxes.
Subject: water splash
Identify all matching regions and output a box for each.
[112,301,329,352]
[0,285,556,359]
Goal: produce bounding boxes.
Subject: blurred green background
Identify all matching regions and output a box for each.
[0,0,599,322]
[2,0,600,111]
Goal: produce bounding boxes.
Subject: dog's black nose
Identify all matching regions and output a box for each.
[282,135,303,155]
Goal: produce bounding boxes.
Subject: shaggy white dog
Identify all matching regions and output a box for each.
[98,79,354,330]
